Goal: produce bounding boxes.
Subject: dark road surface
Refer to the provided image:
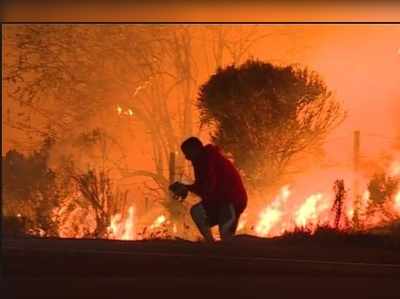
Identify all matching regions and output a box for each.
[2,236,400,298]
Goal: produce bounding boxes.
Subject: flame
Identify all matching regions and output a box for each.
[107,206,135,240]
[132,79,152,97]
[51,155,400,241]
[116,105,134,118]
[295,193,324,227]
[346,207,354,220]
[252,155,400,238]
[150,215,166,229]
[389,160,400,177]
[362,190,370,208]
[108,213,122,236]
[390,159,400,215]
[255,208,282,236]
[395,192,400,213]
[121,206,135,240]
[237,219,246,231]
[255,186,335,237]
[255,185,290,237]
[117,105,123,115]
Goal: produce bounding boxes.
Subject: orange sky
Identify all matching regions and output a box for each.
[300,26,400,162]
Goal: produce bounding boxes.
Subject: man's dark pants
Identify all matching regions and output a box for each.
[190,200,240,241]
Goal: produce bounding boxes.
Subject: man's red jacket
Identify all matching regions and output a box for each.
[187,144,247,215]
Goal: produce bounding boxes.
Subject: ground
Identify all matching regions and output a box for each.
[2,234,400,299]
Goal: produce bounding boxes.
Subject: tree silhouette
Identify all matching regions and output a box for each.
[72,169,130,238]
[197,59,345,189]
[4,25,201,236]
[367,173,399,222]
[2,138,62,236]
[332,179,347,229]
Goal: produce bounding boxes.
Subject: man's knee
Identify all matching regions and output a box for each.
[190,203,199,219]
[190,203,205,223]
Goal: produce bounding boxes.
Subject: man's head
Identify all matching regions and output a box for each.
[181,137,204,161]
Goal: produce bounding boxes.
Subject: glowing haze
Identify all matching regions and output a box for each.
[3,24,400,240]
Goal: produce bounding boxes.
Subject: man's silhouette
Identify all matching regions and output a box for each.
[170,137,247,242]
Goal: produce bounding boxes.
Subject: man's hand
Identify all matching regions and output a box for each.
[169,181,189,200]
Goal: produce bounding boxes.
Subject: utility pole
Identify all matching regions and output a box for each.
[353,130,361,227]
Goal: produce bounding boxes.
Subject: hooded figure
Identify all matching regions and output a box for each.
[170,137,247,242]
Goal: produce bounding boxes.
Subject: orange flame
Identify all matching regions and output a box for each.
[121,206,135,240]
[389,161,400,177]
[295,193,325,228]
[108,206,135,240]
[116,105,134,118]
[237,219,246,232]
[150,215,167,229]
[54,156,400,240]
[117,105,123,115]
[395,192,400,214]
[255,185,290,237]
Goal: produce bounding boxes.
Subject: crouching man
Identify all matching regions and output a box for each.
[170,137,247,242]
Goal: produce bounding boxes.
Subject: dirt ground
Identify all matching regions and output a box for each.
[2,235,400,299]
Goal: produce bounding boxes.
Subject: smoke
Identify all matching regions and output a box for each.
[305,26,400,162]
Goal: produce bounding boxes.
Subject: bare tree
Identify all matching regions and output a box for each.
[4,24,201,232]
[366,173,399,224]
[332,179,347,229]
[72,169,129,238]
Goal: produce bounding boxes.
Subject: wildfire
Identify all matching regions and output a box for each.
[255,185,290,237]
[50,158,400,241]
[150,215,167,229]
[106,212,173,241]
[121,207,135,240]
[237,219,246,232]
[116,105,135,117]
[295,193,324,227]
[108,206,135,240]
[117,105,123,115]
[389,160,400,177]
[108,213,122,236]
[395,192,400,213]
[361,190,370,209]
[255,186,337,237]
[390,159,400,215]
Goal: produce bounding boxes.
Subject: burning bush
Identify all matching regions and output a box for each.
[366,173,400,223]
[2,138,65,237]
[72,169,131,238]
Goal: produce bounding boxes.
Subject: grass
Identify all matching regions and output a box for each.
[274,222,400,250]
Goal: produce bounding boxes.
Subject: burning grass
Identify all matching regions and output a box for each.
[4,156,400,242]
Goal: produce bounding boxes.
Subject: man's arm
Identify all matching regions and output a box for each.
[185,182,202,196]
